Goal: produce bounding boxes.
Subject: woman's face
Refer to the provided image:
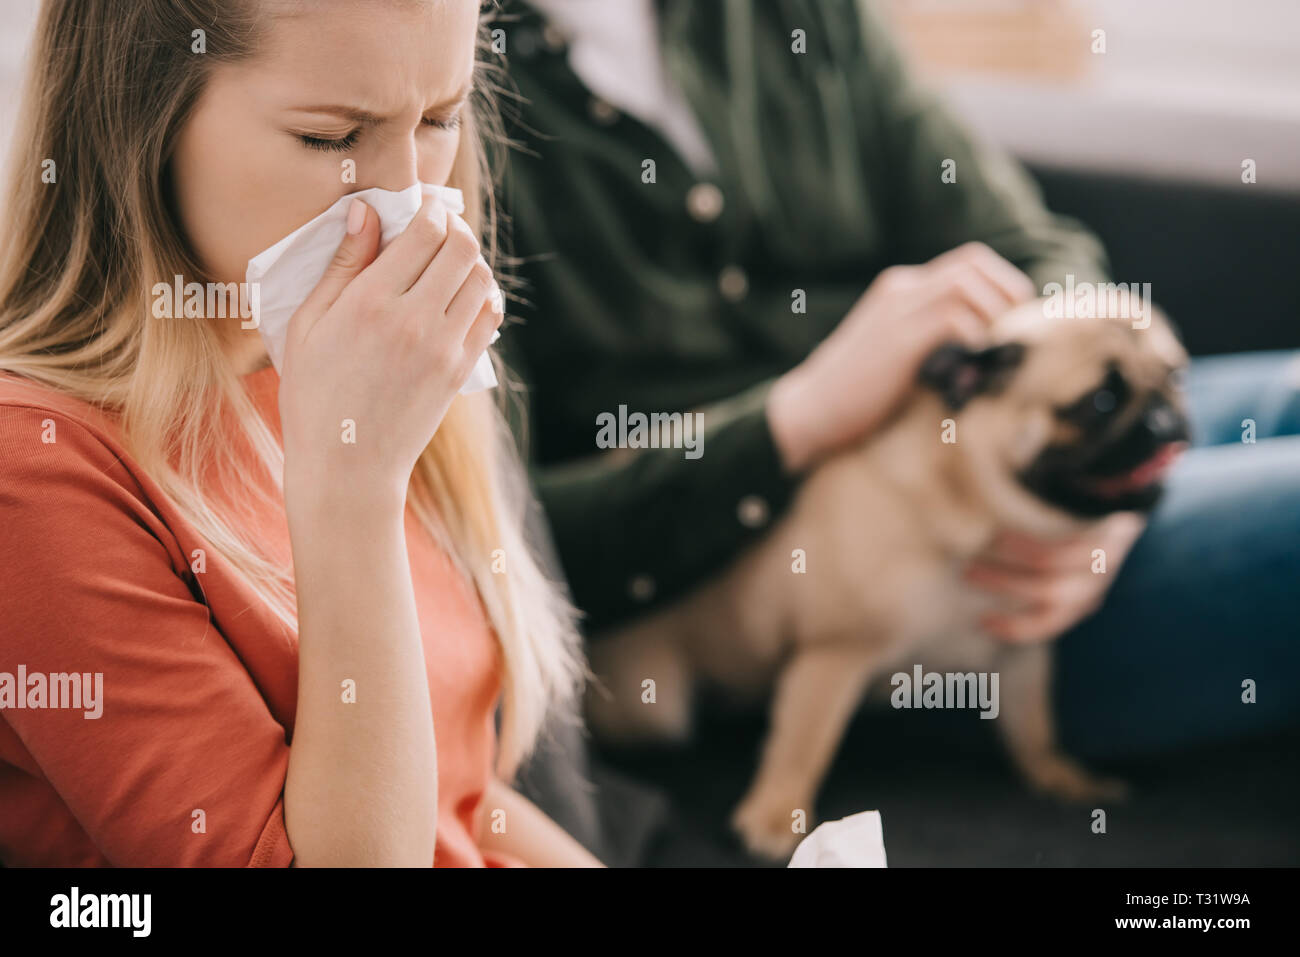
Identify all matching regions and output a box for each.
[171,0,479,294]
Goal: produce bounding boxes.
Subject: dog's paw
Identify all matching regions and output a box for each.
[731,789,812,861]
[1024,756,1130,803]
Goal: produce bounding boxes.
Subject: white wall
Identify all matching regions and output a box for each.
[908,0,1300,187]
[0,0,39,159]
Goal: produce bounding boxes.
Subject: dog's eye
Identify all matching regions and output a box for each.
[1092,389,1117,414]
[1058,368,1130,428]
[1059,392,1111,427]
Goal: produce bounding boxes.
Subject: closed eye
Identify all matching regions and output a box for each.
[299,129,360,152]
[298,114,462,153]
[422,113,462,132]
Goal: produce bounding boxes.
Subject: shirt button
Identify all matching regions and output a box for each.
[588,96,620,125]
[686,183,724,223]
[718,265,749,302]
[541,23,568,52]
[628,574,656,602]
[737,495,770,529]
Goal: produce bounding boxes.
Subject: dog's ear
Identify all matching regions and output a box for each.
[918,341,1026,410]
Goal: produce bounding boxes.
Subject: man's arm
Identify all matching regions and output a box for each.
[501,355,799,635]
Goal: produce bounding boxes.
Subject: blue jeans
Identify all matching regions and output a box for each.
[1055,350,1300,760]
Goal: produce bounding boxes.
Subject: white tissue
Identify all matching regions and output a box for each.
[787,810,888,867]
[244,182,499,393]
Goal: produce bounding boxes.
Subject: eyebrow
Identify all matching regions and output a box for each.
[288,83,473,125]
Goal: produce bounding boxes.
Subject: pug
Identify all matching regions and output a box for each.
[585,297,1192,859]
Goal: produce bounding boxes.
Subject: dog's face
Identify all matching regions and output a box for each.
[919,300,1191,527]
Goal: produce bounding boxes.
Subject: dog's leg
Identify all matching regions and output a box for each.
[995,643,1128,802]
[731,643,878,859]
[585,617,695,746]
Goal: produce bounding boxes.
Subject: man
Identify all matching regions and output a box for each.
[494,0,1300,864]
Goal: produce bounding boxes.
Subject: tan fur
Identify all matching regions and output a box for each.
[587,301,1188,858]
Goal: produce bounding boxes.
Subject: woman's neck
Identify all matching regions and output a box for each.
[228,326,273,376]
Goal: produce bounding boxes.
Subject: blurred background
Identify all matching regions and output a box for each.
[878,0,1300,356]
[884,0,1300,186]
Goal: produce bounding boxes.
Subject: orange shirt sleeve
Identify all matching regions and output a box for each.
[0,405,294,867]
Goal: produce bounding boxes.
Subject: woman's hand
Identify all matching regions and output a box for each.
[278,195,503,504]
[767,242,1037,473]
[965,512,1147,643]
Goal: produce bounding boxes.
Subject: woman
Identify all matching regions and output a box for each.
[0,0,600,867]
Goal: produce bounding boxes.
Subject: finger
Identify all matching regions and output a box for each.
[964,561,1062,604]
[366,193,451,294]
[924,260,1016,326]
[867,263,924,298]
[929,299,990,349]
[905,281,991,351]
[981,606,1073,644]
[927,241,1037,304]
[980,530,1085,573]
[954,242,1038,303]
[443,255,495,337]
[1099,511,1148,548]
[487,278,505,318]
[296,199,381,319]
[405,215,481,316]
[464,293,504,362]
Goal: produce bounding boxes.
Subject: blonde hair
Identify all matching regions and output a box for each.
[0,0,584,779]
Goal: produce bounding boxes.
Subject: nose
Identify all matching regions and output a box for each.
[1141,394,1190,444]
[366,130,423,194]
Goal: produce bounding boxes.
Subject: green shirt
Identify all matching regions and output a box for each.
[494,0,1109,633]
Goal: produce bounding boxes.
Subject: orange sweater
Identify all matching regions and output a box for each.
[0,366,519,867]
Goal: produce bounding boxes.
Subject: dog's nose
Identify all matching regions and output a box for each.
[1141,395,1190,443]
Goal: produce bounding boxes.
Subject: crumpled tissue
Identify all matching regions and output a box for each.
[244,181,498,393]
[787,810,888,867]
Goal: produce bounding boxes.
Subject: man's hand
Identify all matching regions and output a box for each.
[767,242,1036,473]
[964,512,1147,643]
